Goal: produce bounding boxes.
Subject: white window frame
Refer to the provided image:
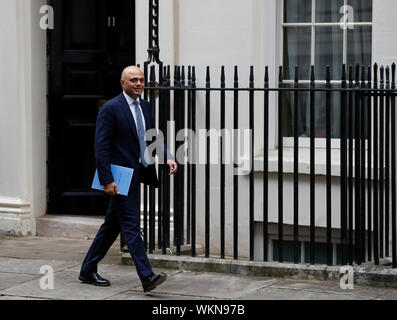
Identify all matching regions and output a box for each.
[279,0,373,149]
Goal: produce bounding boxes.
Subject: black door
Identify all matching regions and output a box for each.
[48,0,135,215]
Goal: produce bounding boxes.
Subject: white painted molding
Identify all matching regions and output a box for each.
[0,197,31,214]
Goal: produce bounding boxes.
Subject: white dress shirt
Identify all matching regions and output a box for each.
[123,91,146,132]
[123,91,147,164]
[122,91,174,162]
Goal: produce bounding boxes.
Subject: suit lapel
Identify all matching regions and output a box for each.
[119,94,139,141]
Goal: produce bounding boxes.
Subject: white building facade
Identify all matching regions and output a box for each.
[0,0,396,262]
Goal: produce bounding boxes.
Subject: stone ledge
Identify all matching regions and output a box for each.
[36,215,104,239]
[0,213,34,236]
[122,253,397,288]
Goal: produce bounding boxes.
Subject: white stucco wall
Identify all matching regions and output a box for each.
[0,0,46,235]
[373,0,397,254]
[373,0,397,66]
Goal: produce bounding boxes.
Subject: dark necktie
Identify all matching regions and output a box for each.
[133,100,148,167]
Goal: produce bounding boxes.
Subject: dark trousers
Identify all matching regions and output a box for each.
[81,187,153,281]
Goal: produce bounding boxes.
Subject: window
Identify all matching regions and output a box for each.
[272,240,339,264]
[281,0,373,139]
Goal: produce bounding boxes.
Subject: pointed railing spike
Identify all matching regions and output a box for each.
[326,65,331,83]
[265,66,269,84]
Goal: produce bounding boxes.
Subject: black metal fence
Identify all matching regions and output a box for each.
[127,62,397,268]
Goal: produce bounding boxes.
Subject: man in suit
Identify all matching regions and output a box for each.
[79,66,177,292]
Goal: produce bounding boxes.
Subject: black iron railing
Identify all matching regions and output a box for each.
[132,63,397,268]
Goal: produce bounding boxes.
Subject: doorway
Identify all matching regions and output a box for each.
[47,0,136,215]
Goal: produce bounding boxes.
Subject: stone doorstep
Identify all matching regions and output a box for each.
[122,253,397,289]
[36,215,104,239]
[36,214,172,239]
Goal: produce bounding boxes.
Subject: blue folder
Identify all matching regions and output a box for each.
[92,164,134,196]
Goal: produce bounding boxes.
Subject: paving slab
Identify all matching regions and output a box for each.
[373,290,397,300]
[0,295,48,300]
[0,236,122,264]
[105,291,207,300]
[132,271,280,299]
[65,263,180,278]
[269,279,391,299]
[2,235,397,300]
[0,236,93,254]
[0,269,142,300]
[0,258,79,275]
[0,272,40,291]
[238,287,366,300]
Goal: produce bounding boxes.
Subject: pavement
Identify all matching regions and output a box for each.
[1,235,397,300]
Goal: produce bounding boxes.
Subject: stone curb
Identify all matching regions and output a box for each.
[122,254,397,288]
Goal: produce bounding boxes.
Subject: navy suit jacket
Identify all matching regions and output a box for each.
[95,93,166,189]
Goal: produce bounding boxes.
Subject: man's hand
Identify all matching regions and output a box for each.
[104,182,119,196]
[167,159,178,175]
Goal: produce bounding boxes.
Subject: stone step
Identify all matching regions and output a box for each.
[122,253,397,289]
[122,244,205,265]
[36,214,175,240]
[36,215,105,239]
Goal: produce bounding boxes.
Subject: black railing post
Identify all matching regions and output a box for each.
[191,66,197,257]
[385,66,391,257]
[172,66,177,249]
[380,65,385,259]
[340,64,348,265]
[360,65,366,262]
[179,66,186,247]
[310,66,316,265]
[249,66,255,261]
[158,67,165,251]
[391,63,397,268]
[205,66,211,258]
[174,66,181,255]
[367,65,372,262]
[162,66,171,254]
[157,62,164,249]
[233,66,239,260]
[149,65,156,254]
[142,65,149,251]
[373,63,380,265]
[354,64,362,265]
[143,184,148,251]
[157,67,167,252]
[164,67,171,248]
[263,66,269,262]
[326,66,332,265]
[167,65,172,250]
[220,66,226,259]
[278,66,284,263]
[187,66,192,246]
[348,65,354,265]
[144,3,164,254]
[293,65,299,264]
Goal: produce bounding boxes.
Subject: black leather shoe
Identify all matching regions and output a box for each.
[142,272,167,292]
[79,271,111,287]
